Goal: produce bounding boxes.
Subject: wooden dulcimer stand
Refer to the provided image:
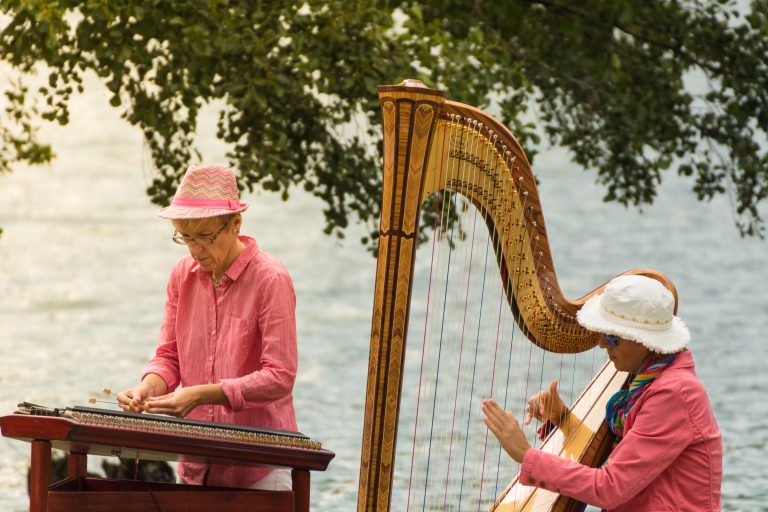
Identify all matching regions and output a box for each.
[0,404,334,512]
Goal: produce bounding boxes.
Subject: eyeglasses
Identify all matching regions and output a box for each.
[604,334,621,348]
[172,220,230,246]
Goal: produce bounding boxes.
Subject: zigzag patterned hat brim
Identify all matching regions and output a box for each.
[158,204,249,220]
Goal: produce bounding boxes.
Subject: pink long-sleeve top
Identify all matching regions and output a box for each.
[144,236,298,488]
[520,350,722,511]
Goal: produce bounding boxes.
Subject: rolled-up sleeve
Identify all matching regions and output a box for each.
[520,386,693,509]
[220,272,297,412]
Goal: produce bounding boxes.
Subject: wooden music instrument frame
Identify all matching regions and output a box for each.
[357,79,678,511]
[1,406,334,512]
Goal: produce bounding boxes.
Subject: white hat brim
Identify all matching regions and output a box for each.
[576,292,691,354]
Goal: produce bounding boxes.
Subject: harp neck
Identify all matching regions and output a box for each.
[377,81,599,353]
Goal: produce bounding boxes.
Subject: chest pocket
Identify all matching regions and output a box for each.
[222,316,259,363]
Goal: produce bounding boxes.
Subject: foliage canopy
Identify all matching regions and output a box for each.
[2,0,767,245]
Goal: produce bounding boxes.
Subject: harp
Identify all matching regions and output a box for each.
[358,80,676,511]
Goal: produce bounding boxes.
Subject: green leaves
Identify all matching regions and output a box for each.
[1,0,767,246]
[0,78,56,176]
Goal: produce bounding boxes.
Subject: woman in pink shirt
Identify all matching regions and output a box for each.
[116,164,299,490]
[483,274,722,511]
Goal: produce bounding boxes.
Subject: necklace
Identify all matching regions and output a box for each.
[212,274,222,287]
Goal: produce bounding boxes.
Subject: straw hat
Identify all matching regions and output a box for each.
[158,164,249,219]
[576,274,691,354]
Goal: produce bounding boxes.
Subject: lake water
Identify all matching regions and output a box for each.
[0,74,765,511]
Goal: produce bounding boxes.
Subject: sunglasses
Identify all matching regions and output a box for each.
[604,334,621,348]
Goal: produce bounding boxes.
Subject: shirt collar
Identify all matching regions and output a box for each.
[190,235,259,283]
[669,349,694,369]
[225,236,259,282]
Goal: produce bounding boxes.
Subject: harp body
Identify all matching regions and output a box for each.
[358,80,675,511]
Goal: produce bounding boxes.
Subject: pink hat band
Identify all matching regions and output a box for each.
[171,197,243,210]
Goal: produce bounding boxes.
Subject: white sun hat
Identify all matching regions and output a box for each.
[576,274,690,354]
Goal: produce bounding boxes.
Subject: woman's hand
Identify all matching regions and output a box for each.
[116,381,155,413]
[116,374,167,413]
[143,384,229,418]
[482,399,531,463]
[143,388,201,418]
[525,380,568,427]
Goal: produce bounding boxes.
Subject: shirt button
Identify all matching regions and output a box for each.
[207,408,213,414]
[528,476,536,484]
[209,355,214,361]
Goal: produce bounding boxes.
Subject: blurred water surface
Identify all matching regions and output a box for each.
[0,77,766,511]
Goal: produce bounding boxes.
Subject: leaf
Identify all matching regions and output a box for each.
[0,0,766,246]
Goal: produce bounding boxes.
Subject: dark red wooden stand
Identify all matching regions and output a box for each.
[1,414,334,512]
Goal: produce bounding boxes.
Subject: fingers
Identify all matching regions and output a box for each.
[482,400,519,432]
[144,393,189,417]
[550,380,558,397]
[143,395,172,414]
[482,400,507,428]
[525,391,541,425]
[482,399,531,463]
[481,399,504,421]
[484,416,504,440]
[116,389,145,413]
[524,381,564,425]
[146,393,173,401]
[115,390,131,405]
[527,392,548,425]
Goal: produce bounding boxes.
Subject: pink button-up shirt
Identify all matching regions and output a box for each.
[144,236,298,488]
[520,350,722,511]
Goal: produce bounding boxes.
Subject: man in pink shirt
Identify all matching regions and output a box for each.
[483,274,722,511]
[117,164,298,490]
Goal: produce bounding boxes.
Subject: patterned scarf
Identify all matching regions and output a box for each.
[605,352,681,442]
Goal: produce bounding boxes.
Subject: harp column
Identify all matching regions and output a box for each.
[357,81,445,512]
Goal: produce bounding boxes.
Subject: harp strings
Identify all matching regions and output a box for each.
[457,119,499,509]
[404,115,461,511]
[422,114,467,510]
[490,136,527,499]
[398,117,511,511]
[440,117,484,510]
[405,105,452,512]
[397,114,604,512]
[432,117,481,510]
[492,157,535,507]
